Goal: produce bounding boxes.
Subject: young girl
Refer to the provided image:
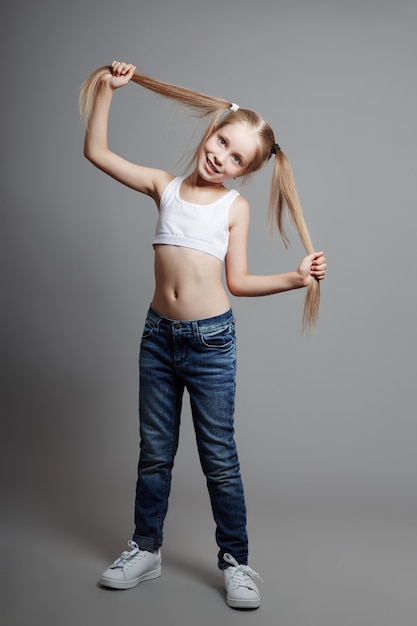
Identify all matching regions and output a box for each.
[80,61,326,610]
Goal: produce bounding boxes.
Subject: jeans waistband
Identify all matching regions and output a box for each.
[147,305,234,334]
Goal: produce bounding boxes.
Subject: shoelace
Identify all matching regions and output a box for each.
[110,540,143,569]
[223,553,264,588]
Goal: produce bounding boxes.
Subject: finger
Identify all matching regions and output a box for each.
[111,60,123,75]
[311,261,327,272]
[124,64,136,77]
[310,268,325,275]
[111,61,130,76]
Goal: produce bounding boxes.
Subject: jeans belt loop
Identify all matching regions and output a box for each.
[192,320,199,338]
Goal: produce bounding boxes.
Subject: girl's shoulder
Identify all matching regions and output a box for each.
[229,193,250,226]
[153,170,176,201]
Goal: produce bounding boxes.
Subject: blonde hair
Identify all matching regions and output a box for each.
[80,66,320,332]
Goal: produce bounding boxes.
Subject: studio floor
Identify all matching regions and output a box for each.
[3,488,417,626]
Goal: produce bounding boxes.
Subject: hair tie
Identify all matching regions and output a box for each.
[229,103,240,112]
[271,143,281,155]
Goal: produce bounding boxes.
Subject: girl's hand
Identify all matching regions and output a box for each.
[108,61,136,90]
[297,251,327,286]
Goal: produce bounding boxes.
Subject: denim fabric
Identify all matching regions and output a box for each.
[132,306,248,569]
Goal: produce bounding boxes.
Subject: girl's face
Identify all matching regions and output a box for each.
[198,122,258,183]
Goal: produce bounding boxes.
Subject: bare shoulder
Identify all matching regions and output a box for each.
[229,193,250,228]
[152,169,176,202]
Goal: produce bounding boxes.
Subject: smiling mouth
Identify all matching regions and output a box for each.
[206,157,219,174]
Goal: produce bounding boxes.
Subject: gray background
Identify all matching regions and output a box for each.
[2,1,416,625]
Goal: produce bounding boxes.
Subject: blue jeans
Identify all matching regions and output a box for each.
[132,306,248,569]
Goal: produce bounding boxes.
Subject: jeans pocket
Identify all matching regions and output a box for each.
[199,323,235,349]
[142,317,159,339]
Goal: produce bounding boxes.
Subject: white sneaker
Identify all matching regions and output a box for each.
[100,540,161,589]
[223,553,263,609]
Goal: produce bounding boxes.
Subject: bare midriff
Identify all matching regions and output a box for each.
[151,244,231,321]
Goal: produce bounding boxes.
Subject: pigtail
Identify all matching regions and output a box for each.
[129,72,230,117]
[79,66,112,123]
[79,65,231,124]
[269,151,320,333]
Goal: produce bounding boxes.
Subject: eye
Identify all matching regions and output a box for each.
[232,155,242,165]
[218,136,226,147]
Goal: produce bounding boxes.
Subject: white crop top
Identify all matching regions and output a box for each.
[153,176,240,261]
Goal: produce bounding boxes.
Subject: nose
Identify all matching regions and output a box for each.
[213,154,223,166]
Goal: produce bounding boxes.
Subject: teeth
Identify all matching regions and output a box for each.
[207,158,218,173]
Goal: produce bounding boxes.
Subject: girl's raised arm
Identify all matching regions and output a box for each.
[81,62,171,200]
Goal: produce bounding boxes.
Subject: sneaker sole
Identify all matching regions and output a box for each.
[100,566,161,590]
[226,596,261,610]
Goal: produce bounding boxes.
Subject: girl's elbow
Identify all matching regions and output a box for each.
[229,286,242,297]
[83,146,104,168]
[227,277,246,297]
[83,143,95,163]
